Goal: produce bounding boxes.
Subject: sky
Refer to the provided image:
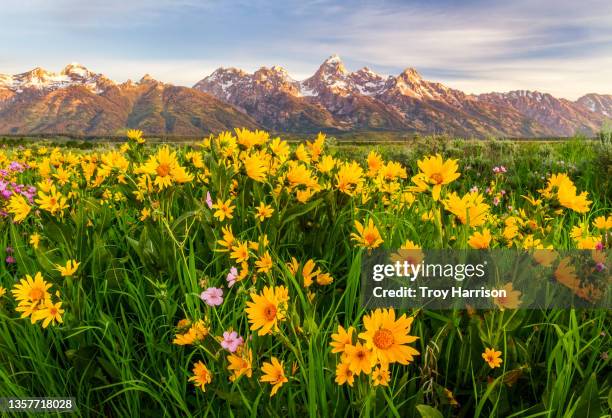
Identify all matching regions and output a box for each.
[1,0,611,99]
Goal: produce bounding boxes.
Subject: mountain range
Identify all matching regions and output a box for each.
[0,64,258,136]
[1,56,610,138]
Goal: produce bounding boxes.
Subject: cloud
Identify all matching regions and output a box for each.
[2,0,213,24]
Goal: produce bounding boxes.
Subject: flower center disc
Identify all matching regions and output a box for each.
[29,288,44,300]
[431,173,444,184]
[364,233,376,245]
[373,328,395,349]
[263,304,277,321]
[156,163,171,177]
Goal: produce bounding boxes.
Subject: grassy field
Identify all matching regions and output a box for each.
[0,130,610,417]
[0,130,597,145]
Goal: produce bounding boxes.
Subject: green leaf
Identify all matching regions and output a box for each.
[574,373,601,418]
[279,198,324,230]
[10,224,35,274]
[416,404,444,418]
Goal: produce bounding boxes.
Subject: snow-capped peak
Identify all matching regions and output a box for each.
[349,67,389,96]
[355,67,378,76]
[0,64,113,94]
[61,62,90,77]
[139,74,160,84]
[319,54,347,74]
[299,55,352,95]
[270,65,288,74]
[399,67,423,82]
[324,54,342,64]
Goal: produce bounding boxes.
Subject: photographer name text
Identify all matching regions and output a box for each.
[372,286,507,299]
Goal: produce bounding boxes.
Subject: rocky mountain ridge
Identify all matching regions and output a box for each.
[0,57,609,137]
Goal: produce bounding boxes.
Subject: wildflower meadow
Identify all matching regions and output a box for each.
[0,130,610,417]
